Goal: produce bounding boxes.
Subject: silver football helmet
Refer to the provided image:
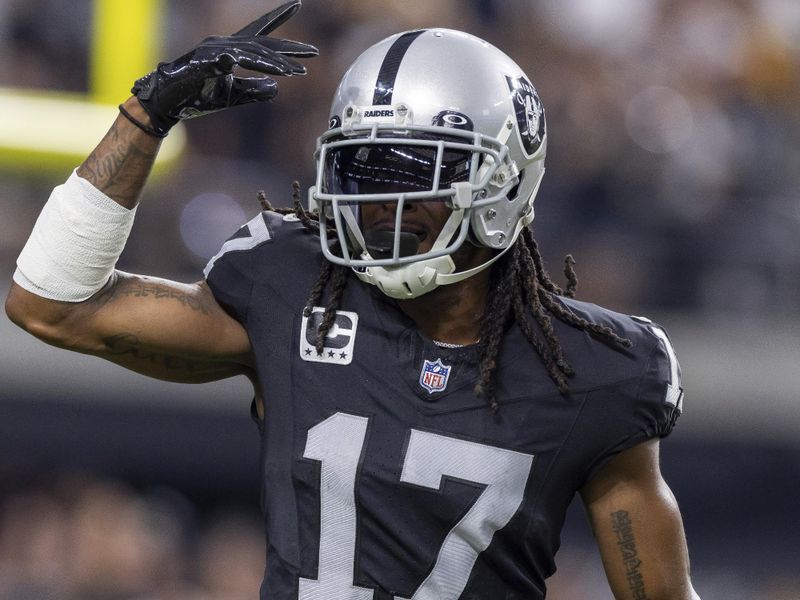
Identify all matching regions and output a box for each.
[308,28,546,299]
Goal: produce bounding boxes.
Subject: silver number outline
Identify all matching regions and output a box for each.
[203,213,272,278]
[299,413,534,600]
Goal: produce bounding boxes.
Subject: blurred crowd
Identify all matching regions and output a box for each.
[0,474,264,600]
[1,473,797,600]
[1,0,798,315]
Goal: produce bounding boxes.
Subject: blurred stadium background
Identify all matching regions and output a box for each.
[1,0,799,598]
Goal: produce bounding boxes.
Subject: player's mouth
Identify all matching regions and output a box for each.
[363,221,429,259]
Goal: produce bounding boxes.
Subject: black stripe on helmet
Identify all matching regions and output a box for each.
[372,30,426,106]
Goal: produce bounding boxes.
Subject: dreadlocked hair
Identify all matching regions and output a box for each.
[257,184,352,355]
[256,184,632,409]
[472,227,632,409]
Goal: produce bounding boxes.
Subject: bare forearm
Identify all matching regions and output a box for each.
[76,96,162,209]
[603,508,698,600]
[581,441,700,600]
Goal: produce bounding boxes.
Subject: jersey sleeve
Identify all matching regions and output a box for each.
[574,318,684,487]
[635,320,684,435]
[203,212,274,324]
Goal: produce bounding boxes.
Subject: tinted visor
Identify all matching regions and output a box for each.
[322,143,472,195]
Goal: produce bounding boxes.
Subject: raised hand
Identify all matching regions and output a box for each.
[129,0,317,136]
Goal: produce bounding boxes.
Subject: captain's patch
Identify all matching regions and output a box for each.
[419,358,452,394]
[300,307,359,365]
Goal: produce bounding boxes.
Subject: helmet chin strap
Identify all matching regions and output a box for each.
[355,254,456,299]
[354,207,464,299]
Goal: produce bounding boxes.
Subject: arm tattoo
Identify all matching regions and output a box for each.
[77,117,160,208]
[117,282,213,314]
[103,332,207,372]
[90,276,213,315]
[611,510,650,600]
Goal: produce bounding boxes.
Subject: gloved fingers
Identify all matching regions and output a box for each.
[131,0,309,133]
[235,43,308,73]
[208,45,306,76]
[202,36,316,60]
[232,48,306,76]
[255,37,318,57]
[236,43,308,74]
[234,0,301,37]
[229,76,280,106]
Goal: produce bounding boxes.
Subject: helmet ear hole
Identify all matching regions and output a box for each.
[506,171,524,202]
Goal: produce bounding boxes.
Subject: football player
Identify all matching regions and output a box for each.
[6,2,700,598]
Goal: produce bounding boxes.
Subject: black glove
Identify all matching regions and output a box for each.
[128,0,317,137]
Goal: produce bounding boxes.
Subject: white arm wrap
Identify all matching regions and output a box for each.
[13,169,138,302]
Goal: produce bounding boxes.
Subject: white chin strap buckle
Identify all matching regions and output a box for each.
[358,254,456,299]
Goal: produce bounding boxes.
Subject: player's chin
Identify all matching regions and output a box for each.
[450,241,496,271]
[416,238,436,256]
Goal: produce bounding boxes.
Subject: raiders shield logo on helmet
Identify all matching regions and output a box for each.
[506,75,545,158]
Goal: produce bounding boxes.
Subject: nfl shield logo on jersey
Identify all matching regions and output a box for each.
[419,358,451,394]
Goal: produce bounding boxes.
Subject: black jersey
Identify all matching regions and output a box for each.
[205,211,683,600]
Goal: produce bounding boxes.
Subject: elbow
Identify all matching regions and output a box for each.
[5,284,31,330]
[5,282,75,348]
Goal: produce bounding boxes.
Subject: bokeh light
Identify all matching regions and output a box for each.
[179,192,247,260]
